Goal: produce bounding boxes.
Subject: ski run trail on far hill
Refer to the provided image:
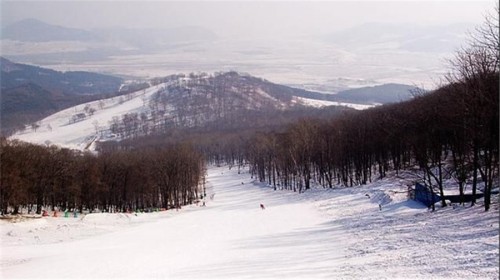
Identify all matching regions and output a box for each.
[1,166,498,279]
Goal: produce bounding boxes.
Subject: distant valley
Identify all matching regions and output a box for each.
[0,18,465,89]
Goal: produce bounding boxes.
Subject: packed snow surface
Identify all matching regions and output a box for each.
[1,166,498,279]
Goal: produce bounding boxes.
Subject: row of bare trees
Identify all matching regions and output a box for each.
[0,139,205,215]
[245,70,497,207]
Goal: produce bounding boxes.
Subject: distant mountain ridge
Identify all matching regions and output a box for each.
[1,19,217,47]
[1,18,99,42]
[1,57,123,95]
[0,57,124,135]
[333,84,419,104]
[290,83,420,105]
[325,22,471,53]
[1,19,218,64]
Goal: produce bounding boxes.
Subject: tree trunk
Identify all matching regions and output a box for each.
[471,145,479,206]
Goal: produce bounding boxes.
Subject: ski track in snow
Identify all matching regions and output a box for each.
[0,166,498,279]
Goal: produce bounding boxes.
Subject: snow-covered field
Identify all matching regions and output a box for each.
[1,166,498,279]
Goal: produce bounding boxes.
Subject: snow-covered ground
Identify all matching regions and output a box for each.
[11,83,169,150]
[294,96,376,110]
[1,166,498,279]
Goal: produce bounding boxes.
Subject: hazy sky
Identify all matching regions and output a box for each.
[1,1,494,37]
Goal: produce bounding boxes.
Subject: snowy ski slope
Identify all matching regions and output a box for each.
[1,166,498,279]
[10,83,168,150]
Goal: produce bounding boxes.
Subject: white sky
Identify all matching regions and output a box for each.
[0,1,494,37]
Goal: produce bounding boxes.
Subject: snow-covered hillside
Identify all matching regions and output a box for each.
[293,96,376,110]
[10,72,367,150]
[1,166,498,279]
[11,83,168,150]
